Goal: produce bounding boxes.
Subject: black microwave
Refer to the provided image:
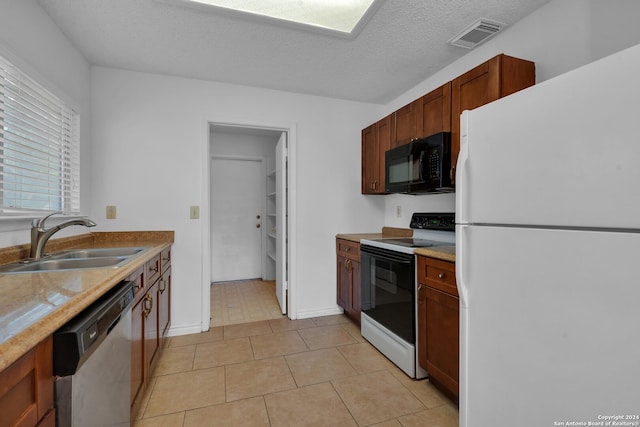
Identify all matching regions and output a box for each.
[385,132,453,194]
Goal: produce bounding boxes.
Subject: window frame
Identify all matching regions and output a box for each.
[0,52,81,218]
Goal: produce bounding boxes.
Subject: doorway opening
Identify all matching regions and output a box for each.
[208,124,291,327]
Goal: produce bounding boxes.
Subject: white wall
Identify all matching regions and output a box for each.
[210,129,279,167]
[381,0,640,227]
[0,0,92,246]
[91,68,384,332]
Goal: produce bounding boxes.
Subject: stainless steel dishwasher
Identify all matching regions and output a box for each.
[53,280,134,427]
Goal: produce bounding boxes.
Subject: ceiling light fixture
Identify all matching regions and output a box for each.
[162,0,383,38]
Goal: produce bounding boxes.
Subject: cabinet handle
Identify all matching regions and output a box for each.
[159,278,166,293]
[149,264,159,273]
[438,272,445,279]
[143,293,153,317]
[373,180,377,191]
[418,283,423,291]
[345,258,352,272]
[162,255,170,263]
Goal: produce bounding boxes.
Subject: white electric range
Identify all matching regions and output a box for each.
[359,212,455,378]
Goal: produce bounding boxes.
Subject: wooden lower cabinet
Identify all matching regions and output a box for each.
[0,337,54,427]
[144,279,161,382]
[130,295,145,415]
[159,247,172,346]
[158,267,171,344]
[336,238,361,323]
[130,247,172,419]
[417,255,459,402]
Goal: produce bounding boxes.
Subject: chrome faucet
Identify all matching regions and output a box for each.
[30,212,97,259]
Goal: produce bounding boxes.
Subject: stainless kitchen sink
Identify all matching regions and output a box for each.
[47,247,147,259]
[0,247,148,273]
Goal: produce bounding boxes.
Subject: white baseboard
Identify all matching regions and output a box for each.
[294,306,344,320]
[166,323,205,337]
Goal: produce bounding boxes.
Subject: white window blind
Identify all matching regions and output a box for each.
[0,54,80,215]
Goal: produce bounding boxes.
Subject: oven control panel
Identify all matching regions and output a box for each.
[410,213,455,231]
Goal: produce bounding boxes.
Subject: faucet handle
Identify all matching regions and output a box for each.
[33,211,63,229]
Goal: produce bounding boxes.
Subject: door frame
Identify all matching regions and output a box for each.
[210,154,266,282]
[200,119,298,330]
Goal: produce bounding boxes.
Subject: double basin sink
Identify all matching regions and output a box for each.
[0,247,148,273]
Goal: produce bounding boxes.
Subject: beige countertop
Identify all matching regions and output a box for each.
[414,246,456,263]
[337,226,413,243]
[337,229,456,263]
[0,231,173,371]
[336,233,384,242]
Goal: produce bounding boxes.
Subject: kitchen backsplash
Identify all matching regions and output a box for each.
[384,193,455,228]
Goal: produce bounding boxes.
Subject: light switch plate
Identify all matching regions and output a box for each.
[106,205,116,219]
[190,205,200,219]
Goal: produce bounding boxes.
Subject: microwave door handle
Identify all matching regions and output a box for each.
[419,151,426,181]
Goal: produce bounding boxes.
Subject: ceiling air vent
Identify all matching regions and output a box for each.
[449,18,506,49]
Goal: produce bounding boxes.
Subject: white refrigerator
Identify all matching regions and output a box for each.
[456,44,640,426]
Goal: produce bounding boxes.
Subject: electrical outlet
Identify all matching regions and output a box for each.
[396,205,402,218]
[190,205,200,219]
[106,205,116,219]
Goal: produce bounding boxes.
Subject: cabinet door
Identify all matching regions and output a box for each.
[425,287,459,400]
[451,54,534,185]
[349,258,361,323]
[361,124,378,194]
[374,115,392,193]
[451,57,500,185]
[144,283,160,379]
[418,82,451,138]
[0,337,53,427]
[130,297,145,413]
[337,254,350,310]
[35,409,55,427]
[158,267,171,341]
[393,100,420,147]
[362,116,392,194]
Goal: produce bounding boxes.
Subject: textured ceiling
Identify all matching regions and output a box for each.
[37,0,552,104]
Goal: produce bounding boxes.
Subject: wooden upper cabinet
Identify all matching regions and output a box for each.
[393,82,451,149]
[361,53,534,194]
[361,124,378,194]
[393,99,420,148]
[451,54,535,183]
[361,114,392,194]
[418,82,452,137]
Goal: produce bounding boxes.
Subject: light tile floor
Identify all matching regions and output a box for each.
[134,314,459,426]
[210,280,283,327]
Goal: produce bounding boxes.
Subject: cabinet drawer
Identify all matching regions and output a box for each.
[146,253,161,286]
[336,239,360,261]
[127,267,145,301]
[417,256,457,296]
[160,247,171,274]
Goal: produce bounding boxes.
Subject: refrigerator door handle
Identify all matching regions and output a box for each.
[455,110,471,225]
[455,225,469,308]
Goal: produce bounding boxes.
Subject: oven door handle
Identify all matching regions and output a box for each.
[360,245,414,263]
